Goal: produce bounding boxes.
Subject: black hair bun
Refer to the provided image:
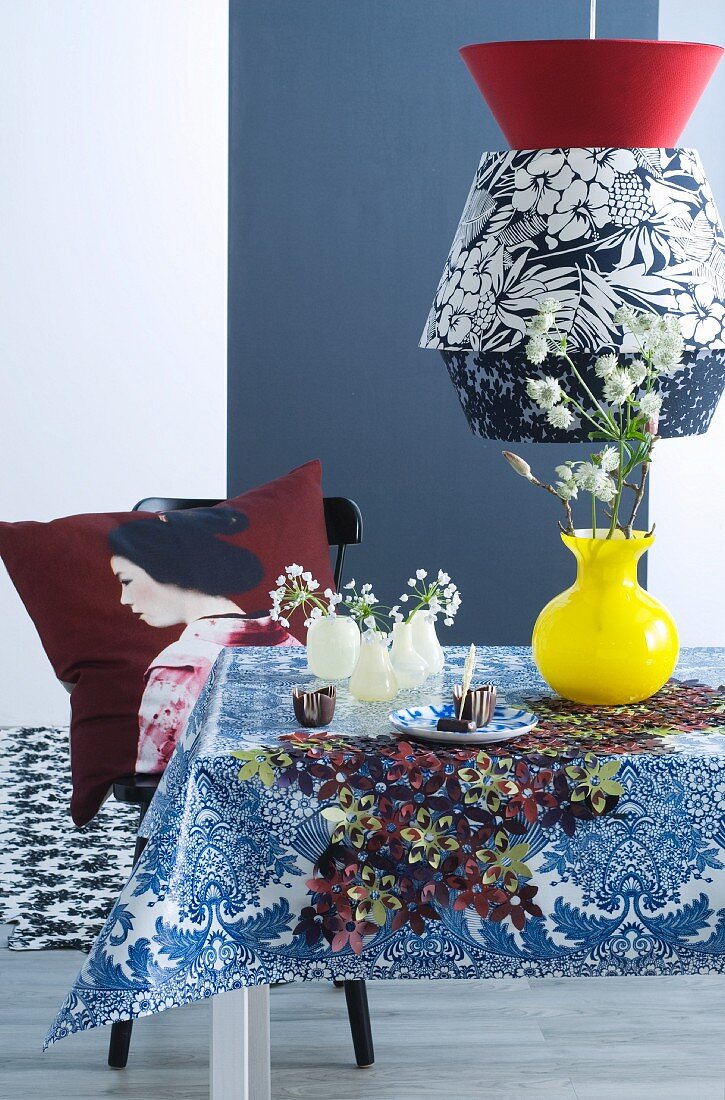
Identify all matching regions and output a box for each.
[108,507,263,595]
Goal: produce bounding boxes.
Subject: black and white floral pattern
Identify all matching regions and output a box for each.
[421,148,725,440]
[0,726,135,951]
[443,347,725,441]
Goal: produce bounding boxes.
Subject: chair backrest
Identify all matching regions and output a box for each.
[133,495,363,590]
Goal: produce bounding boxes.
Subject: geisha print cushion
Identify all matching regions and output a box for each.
[0,461,334,825]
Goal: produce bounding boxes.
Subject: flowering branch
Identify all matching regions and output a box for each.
[503,452,574,534]
[513,300,682,539]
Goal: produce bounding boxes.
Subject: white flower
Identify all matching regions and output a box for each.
[627,359,648,388]
[526,378,544,404]
[594,480,616,504]
[503,451,533,480]
[323,588,334,600]
[437,570,450,585]
[539,378,564,407]
[555,480,578,501]
[578,148,637,187]
[390,605,404,624]
[527,376,564,410]
[603,368,635,405]
[305,606,324,627]
[444,618,454,627]
[613,304,637,328]
[652,345,683,376]
[638,391,663,419]
[598,446,619,473]
[363,615,378,632]
[629,311,655,337]
[279,616,290,629]
[275,575,285,586]
[555,463,575,482]
[407,577,416,587]
[416,569,427,580]
[526,314,552,337]
[549,179,609,241]
[575,462,616,502]
[594,353,618,379]
[546,404,574,430]
[285,564,303,578]
[301,570,312,583]
[538,297,561,314]
[400,593,409,602]
[525,334,549,364]
[343,579,356,590]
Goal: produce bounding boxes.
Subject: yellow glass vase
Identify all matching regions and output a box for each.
[532,530,679,705]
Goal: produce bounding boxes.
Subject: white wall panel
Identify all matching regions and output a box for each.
[0,1,229,722]
[651,0,725,645]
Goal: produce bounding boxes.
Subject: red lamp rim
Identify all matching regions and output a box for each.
[460,38,724,54]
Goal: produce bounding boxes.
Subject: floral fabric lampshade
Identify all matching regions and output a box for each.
[421,41,725,442]
[421,147,725,441]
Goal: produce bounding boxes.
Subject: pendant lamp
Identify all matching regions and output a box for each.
[420,34,725,442]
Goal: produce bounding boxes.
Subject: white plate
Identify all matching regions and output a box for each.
[389,702,537,745]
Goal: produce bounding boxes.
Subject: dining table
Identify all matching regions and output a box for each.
[45,645,725,1099]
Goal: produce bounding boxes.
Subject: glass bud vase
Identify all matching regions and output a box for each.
[389,622,428,690]
[410,609,445,676]
[348,631,398,702]
[306,615,360,680]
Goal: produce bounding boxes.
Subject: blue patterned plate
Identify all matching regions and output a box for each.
[389,703,537,745]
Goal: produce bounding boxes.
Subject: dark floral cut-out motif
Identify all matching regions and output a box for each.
[233,680,725,954]
[519,680,725,757]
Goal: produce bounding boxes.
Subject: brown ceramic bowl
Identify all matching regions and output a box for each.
[292,685,336,728]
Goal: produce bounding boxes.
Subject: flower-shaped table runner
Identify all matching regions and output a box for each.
[47,646,725,1049]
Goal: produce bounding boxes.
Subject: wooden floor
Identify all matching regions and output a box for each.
[2,925,724,1100]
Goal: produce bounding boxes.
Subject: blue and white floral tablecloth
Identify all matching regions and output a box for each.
[46,646,725,1046]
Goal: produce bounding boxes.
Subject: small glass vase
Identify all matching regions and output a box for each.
[306,615,360,680]
[410,609,445,676]
[389,622,428,690]
[348,630,398,702]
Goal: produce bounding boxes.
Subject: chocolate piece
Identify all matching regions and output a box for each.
[436,717,477,733]
[453,683,497,726]
[293,685,336,728]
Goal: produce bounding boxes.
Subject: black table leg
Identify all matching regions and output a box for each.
[108,1019,133,1068]
[343,980,374,1067]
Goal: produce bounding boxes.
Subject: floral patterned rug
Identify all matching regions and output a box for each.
[0,726,135,950]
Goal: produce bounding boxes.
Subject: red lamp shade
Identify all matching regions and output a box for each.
[460,39,723,148]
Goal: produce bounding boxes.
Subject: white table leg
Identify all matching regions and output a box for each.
[210,985,270,1100]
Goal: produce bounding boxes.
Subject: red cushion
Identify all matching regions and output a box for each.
[0,461,334,825]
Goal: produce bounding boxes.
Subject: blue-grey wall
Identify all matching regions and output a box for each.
[228,0,658,644]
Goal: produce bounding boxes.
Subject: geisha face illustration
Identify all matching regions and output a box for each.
[107,508,265,629]
[110,557,189,628]
[107,507,296,776]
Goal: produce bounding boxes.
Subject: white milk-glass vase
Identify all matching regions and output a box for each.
[410,609,445,676]
[306,615,360,680]
[389,622,428,690]
[348,631,398,702]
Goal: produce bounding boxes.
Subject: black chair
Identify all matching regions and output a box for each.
[108,495,374,1070]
